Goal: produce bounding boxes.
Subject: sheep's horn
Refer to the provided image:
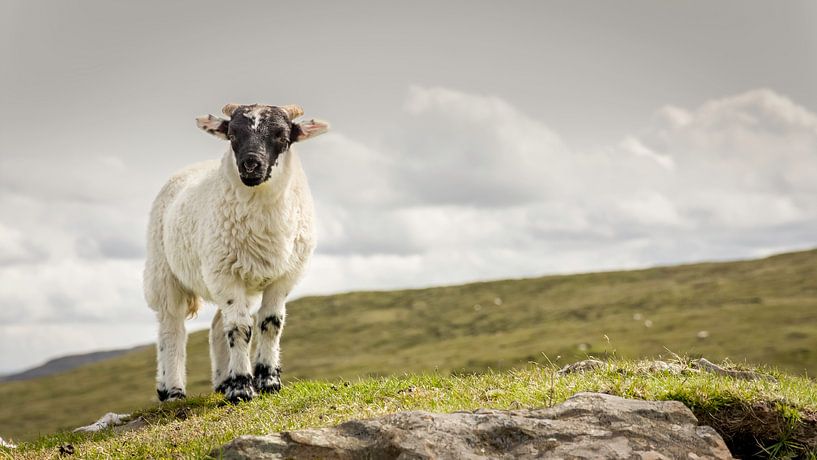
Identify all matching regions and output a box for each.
[222,103,241,117]
[279,104,304,120]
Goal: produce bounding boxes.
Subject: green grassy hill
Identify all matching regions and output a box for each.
[7,361,817,459]
[1,248,816,443]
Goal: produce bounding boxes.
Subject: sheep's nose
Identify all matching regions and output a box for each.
[243,158,260,173]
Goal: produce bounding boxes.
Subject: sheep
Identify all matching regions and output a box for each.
[143,103,328,403]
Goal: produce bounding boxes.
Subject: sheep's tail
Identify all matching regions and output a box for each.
[186,295,202,319]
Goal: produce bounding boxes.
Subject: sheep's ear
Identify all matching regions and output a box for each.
[195,114,229,140]
[291,119,330,143]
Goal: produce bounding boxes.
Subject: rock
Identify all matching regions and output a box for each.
[692,358,777,382]
[0,436,17,449]
[213,392,733,459]
[636,360,689,375]
[73,412,131,433]
[557,359,605,375]
[113,416,147,433]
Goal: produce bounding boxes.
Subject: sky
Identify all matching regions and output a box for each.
[1,1,816,372]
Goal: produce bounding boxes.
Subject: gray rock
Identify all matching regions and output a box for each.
[636,360,689,375]
[0,436,17,449]
[557,359,606,375]
[72,412,130,433]
[692,358,777,382]
[213,392,733,459]
[113,416,147,433]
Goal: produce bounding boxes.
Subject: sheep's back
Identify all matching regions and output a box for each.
[152,161,221,298]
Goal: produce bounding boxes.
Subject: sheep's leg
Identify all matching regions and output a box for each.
[214,295,256,403]
[253,283,292,394]
[156,307,187,401]
[209,309,230,391]
[145,249,195,403]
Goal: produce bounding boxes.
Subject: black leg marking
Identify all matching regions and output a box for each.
[168,387,186,400]
[227,325,252,348]
[215,374,255,403]
[157,386,186,402]
[253,363,282,394]
[259,314,282,334]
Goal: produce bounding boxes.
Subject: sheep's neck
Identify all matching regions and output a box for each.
[221,149,295,206]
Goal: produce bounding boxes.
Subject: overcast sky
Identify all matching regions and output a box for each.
[1,1,816,372]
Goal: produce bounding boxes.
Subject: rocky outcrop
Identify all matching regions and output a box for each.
[213,392,733,459]
[73,412,130,433]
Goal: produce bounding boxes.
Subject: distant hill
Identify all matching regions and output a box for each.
[1,347,148,382]
[1,248,815,441]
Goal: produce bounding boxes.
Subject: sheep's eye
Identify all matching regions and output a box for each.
[228,134,236,141]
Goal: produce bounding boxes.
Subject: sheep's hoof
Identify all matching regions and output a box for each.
[253,364,282,394]
[216,374,256,404]
[157,386,186,402]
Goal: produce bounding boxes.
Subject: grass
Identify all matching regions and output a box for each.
[3,360,817,459]
[0,248,816,445]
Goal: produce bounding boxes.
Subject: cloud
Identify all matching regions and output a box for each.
[297,86,817,294]
[0,222,45,265]
[639,89,817,229]
[397,86,572,206]
[619,137,676,171]
[2,86,816,372]
[0,323,158,372]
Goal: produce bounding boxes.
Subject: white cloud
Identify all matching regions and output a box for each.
[0,222,44,265]
[616,193,687,227]
[0,259,145,324]
[396,85,573,206]
[0,323,156,371]
[301,134,403,208]
[298,86,817,298]
[2,86,816,372]
[619,136,676,171]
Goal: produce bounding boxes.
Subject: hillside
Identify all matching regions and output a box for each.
[0,347,147,383]
[6,361,817,459]
[0,248,815,442]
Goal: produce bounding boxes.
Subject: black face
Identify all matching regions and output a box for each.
[227,106,293,187]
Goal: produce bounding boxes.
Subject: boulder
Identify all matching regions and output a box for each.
[213,392,733,459]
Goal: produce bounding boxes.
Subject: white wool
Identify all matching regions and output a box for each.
[243,106,269,130]
[143,143,315,399]
[145,149,315,305]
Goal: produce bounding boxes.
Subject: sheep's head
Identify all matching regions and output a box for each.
[196,104,329,187]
